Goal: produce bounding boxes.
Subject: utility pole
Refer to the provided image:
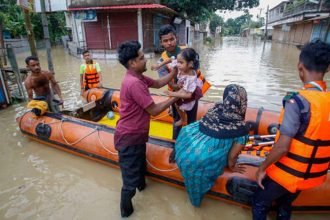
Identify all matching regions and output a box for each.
[40,0,54,72]
[264,5,269,41]
[0,18,7,65]
[22,8,38,57]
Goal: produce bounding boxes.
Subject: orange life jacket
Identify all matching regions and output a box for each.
[83,62,100,90]
[266,90,330,193]
[161,46,211,94]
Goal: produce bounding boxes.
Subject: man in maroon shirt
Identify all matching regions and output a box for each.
[115,41,178,217]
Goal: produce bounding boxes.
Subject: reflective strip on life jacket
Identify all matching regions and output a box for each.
[266,90,330,193]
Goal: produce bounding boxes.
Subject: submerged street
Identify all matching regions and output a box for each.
[0,37,329,219]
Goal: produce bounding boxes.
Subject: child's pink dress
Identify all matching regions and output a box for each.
[177,71,203,111]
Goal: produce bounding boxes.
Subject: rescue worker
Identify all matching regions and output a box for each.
[153,24,211,139]
[252,40,330,220]
[80,50,102,94]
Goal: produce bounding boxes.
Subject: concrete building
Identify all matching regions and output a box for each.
[25,0,204,58]
[64,0,195,58]
[268,0,330,45]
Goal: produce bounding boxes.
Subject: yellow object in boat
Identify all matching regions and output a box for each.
[98,112,173,140]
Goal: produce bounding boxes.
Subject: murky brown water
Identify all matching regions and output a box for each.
[1,38,329,219]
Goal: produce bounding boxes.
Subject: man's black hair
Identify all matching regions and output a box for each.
[300,39,330,74]
[82,50,90,55]
[25,56,39,65]
[179,48,200,70]
[117,41,141,69]
[159,24,176,39]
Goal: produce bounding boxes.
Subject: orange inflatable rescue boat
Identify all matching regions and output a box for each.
[17,88,330,212]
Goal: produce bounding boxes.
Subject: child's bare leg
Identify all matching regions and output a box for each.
[175,105,186,126]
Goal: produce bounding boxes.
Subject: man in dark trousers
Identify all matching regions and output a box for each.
[252,40,330,220]
[115,41,179,217]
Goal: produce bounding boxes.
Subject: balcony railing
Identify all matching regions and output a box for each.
[283,1,319,17]
[269,0,330,24]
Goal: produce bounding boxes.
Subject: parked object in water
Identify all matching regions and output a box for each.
[17,88,330,212]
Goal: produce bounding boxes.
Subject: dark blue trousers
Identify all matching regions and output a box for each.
[117,144,146,204]
[252,176,300,220]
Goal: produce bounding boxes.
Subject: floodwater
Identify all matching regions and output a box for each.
[0,37,329,220]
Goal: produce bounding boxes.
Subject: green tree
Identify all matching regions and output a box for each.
[0,0,67,43]
[0,0,27,37]
[209,13,224,34]
[222,12,254,36]
[161,0,259,22]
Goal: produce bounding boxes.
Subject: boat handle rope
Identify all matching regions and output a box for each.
[146,159,178,172]
[29,113,179,172]
[96,130,118,155]
[59,119,98,146]
[96,126,178,171]
[33,114,275,173]
[40,119,61,125]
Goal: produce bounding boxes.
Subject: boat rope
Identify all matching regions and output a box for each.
[41,119,61,125]
[59,119,97,146]
[28,111,177,172]
[146,159,178,172]
[96,130,118,155]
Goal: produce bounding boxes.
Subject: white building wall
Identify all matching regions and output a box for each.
[34,0,68,12]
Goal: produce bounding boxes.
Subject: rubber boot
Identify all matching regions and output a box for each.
[120,190,135,218]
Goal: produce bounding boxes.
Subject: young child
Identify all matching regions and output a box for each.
[164,48,203,126]
[252,40,330,220]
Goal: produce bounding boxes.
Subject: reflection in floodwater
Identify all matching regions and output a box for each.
[0,37,329,219]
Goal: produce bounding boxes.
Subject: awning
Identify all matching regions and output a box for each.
[68,3,176,14]
[306,14,330,21]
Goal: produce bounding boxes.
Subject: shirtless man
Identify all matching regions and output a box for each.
[24,56,63,112]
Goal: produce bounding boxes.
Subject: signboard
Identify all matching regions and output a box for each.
[17,0,34,11]
[74,10,97,22]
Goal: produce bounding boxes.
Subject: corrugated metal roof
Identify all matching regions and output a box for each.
[68,3,176,14]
